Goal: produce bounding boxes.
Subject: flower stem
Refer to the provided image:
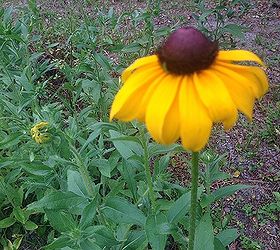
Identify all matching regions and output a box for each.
[141,131,156,211]
[205,162,211,214]
[189,151,199,250]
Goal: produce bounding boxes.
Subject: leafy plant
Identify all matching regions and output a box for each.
[192,0,250,47]
[240,236,262,250]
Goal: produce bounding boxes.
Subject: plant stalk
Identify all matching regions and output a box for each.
[205,162,211,214]
[189,151,199,250]
[142,132,156,211]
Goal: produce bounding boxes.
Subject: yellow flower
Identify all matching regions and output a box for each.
[30,121,50,144]
[233,170,241,178]
[110,27,268,152]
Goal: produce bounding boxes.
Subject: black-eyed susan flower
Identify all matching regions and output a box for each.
[110,27,268,152]
[30,121,50,144]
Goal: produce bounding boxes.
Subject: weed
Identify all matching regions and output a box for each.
[240,236,262,250]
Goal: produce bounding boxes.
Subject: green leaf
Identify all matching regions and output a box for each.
[154,27,171,37]
[200,194,215,208]
[216,228,239,246]
[222,24,245,39]
[102,196,146,226]
[210,172,230,183]
[171,228,188,248]
[0,178,23,206]
[79,127,101,153]
[80,78,101,101]
[121,43,142,53]
[44,236,73,250]
[212,185,251,201]
[80,198,98,229]
[109,130,143,160]
[83,225,106,235]
[0,132,22,149]
[21,162,52,176]
[66,116,78,137]
[93,52,111,70]
[199,9,215,22]
[116,224,131,242]
[5,168,22,184]
[194,213,214,250]
[153,154,171,176]
[91,158,112,178]
[24,220,38,230]
[13,206,28,224]
[0,160,13,169]
[80,239,102,250]
[13,236,23,249]
[85,226,118,248]
[27,191,88,213]
[67,170,88,197]
[123,230,148,250]
[15,73,34,92]
[46,210,77,233]
[121,160,138,201]
[0,217,16,228]
[3,7,13,24]
[145,213,168,250]
[148,143,183,157]
[167,191,191,224]
[214,238,227,250]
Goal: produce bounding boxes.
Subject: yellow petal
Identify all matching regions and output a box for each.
[161,86,181,144]
[194,71,238,130]
[134,75,166,122]
[110,65,163,121]
[216,61,268,98]
[179,76,212,152]
[212,64,255,120]
[146,74,181,144]
[35,121,49,129]
[217,50,265,66]
[122,55,159,82]
[249,67,269,95]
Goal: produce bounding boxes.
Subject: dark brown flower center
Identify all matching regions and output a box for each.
[158,27,218,75]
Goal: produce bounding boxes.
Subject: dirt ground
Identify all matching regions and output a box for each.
[1,0,280,249]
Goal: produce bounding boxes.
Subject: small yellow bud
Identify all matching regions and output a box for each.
[233,170,241,178]
[30,121,50,144]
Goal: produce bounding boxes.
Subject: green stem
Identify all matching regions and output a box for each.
[189,151,199,250]
[205,162,211,214]
[70,145,95,197]
[141,132,156,211]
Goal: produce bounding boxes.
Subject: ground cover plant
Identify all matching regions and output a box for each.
[0,0,279,249]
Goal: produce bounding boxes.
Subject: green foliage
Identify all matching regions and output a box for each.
[192,0,250,47]
[256,192,280,225]
[0,1,262,249]
[240,236,262,250]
